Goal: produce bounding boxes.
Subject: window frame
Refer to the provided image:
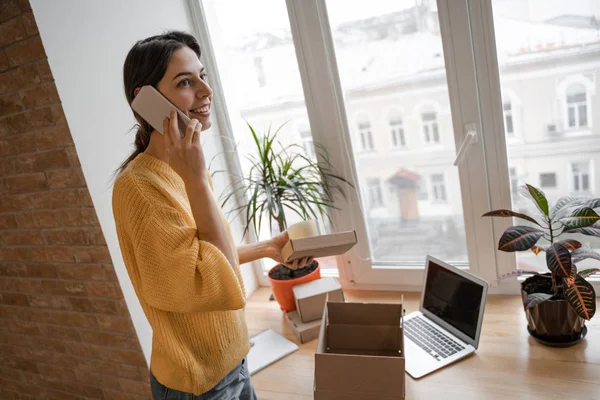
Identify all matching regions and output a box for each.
[430,173,448,203]
[557,75,595,133]
[366,178,385,209]
[192,0,600,293]
[356,114,375,152]
[281,0,499,289]
[539,172,557,189]
[385,107,407,150]
[569,160,594,195]
[415,100,443,147]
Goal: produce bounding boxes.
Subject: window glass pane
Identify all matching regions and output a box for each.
[203,0,337,271]
[505,114,514,134]
[583,174,590,191]
[566,91,586,104]
[327,0,468,264]
[579,104,588,127]
[422,112,436,122]
[391,129,398,147]
[432,123,440,143]
[492,0,600,272]
[568,106,576,127]
[539,173,556,188]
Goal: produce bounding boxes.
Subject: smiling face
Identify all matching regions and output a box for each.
[156,46,213,130]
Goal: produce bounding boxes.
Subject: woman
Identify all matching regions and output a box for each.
[113,31,312,399]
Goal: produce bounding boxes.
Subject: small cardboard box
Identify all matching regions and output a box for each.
[281,231,357,264]
[285,310,321,344]
[314,300,405,400]
[293,277,345,323]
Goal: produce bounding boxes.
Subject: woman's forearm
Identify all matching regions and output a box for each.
[185,176,237,268]
[238,241,274,265]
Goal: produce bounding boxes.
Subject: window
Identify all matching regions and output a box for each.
[201,0,321,275]
[197,0,600,290]
[357,117,374,151]
[566,84,588,129]
[367,178,384,208]
[571,162,591,194]
[422,112,440,145]
[299,124,316,159]
[431,174,447,202]
[540,173,556,189]
[503,102,514,136]
[388,110,406,148]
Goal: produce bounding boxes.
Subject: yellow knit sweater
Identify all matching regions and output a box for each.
[112,153,249,395]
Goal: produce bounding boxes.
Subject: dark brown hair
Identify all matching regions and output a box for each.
[117,31,201,174]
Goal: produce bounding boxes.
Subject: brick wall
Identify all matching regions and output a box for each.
[0,1,151,398]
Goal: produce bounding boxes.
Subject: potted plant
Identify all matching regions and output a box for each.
[221,122,353,312]
[483,184,599,346]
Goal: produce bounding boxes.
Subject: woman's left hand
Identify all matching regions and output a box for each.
[267,231,314,270]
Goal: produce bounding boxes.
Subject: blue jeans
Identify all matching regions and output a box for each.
[150,358,257,400]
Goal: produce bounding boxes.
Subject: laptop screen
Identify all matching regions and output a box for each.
[422,260,484,340]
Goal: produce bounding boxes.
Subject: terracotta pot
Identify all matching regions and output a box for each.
[520,289,586,346]
[268,262,321,312]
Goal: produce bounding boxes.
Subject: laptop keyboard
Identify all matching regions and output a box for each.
[404,316,466,361]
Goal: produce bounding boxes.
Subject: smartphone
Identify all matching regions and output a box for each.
[130,85,191,136]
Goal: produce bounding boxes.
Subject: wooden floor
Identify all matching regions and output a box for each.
[244,287,600,400]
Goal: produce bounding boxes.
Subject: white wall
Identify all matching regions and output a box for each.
[31,0,258,364]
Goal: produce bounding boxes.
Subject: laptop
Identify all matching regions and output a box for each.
[404,255,488,379]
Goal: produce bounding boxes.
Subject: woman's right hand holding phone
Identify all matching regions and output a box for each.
[163,110,207,184]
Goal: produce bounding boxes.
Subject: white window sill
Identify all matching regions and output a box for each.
[560,129,593,137]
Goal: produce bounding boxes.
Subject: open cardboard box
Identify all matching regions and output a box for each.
[281,231,357,264]
[293,277,345,323]
[314,299,405,400]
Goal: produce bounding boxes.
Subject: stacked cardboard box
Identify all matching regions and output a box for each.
[285,277,344,343]
[314,300,405,399]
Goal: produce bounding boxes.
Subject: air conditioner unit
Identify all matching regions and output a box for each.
[547,123,561,136]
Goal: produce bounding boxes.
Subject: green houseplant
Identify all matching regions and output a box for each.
[220,122,353,311]
[484,184,599,346]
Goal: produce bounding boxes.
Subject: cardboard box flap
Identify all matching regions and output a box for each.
[282,231,357,263]
[316,304,329,354]
[326,302,403,326]
[315,352,405,394]
[327,324,403,352]
[293,277,342,300]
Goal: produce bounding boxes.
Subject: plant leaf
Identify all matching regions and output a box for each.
[546,242,572,277]
[586,198,600,209]
[578,268,600,279]
[567,222,600,238]
[531,246,543,255]
[550,196,588,218]
[571,247,600,263]
[557,239,582,251]
[525,184,549,216]
[482,210,541,226]
[524,293,553,310]
[560,207,600,229]
[563,275,596,320]
[498,226,544,252]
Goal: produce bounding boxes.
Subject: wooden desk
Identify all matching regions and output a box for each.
[245,288,600,399]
